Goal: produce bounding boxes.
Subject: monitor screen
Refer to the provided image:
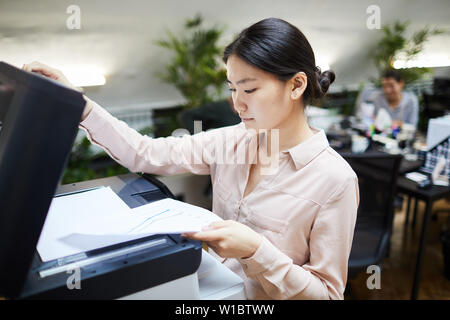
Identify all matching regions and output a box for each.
[434,77,450,96]
[0,62,85,298]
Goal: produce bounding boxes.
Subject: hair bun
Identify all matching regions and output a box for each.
[318,70,335,94]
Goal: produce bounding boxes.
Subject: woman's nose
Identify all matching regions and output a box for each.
[233,96,247,114]
[235,104,247,115]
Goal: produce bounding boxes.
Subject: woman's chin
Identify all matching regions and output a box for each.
[243,122,256,131]
[242,118,256,129]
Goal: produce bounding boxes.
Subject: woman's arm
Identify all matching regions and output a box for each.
[22,61,220,177]
[79,97,219,176]
[238,176,359,300]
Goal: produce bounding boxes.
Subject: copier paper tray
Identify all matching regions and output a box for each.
[20,233,202,299]
[16,173,202,299]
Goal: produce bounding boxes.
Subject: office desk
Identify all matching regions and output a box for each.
[396,177,450,300]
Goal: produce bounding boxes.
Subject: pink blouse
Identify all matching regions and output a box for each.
[79,98,359,300]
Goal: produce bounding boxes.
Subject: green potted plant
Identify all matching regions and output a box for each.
[153,14,227,137]
[370,20,445,85]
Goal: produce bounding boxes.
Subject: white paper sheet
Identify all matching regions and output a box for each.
[405,171,428,183]
[36,187,221,262]
[98,198,222,236]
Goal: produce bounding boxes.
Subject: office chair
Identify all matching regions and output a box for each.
[342,153,403,280]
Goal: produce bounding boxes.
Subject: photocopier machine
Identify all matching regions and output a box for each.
[0,61,244,300]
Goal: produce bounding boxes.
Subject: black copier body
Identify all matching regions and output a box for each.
[0,61,202,299]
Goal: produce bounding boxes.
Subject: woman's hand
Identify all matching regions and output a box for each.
[23,61,78,90]
[22,61,93,120]
[182,220,262,259]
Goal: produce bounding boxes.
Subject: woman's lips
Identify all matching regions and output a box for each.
[241,117,254,122]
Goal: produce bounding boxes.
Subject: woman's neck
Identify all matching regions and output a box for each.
[261,103,314,154]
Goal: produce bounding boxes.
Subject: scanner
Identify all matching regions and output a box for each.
[0,62,203,299]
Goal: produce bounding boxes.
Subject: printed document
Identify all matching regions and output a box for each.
[36,187,221,262]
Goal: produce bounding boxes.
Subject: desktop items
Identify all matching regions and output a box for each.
[422,115,450,186]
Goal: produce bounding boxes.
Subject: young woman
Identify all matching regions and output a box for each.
[24,18,359,300]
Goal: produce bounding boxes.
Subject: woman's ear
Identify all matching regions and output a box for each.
[290,72,307,100]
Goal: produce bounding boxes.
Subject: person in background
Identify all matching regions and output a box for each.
[372,69,419,129]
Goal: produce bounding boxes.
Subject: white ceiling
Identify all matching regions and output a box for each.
[1,0,449,108]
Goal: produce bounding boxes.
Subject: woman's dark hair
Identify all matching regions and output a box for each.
[382,69,403,83]
[223,18,335,104]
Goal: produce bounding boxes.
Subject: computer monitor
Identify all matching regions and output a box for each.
[433,77,450,96]
[0,61,85,298]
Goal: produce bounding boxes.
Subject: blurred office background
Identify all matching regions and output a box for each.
[1,0,449,299]
[1,0,449,108]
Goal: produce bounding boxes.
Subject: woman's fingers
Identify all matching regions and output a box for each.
[182,220,236,239]
[182,228,225,242]
[182,220,262,258]
[23,61,61,80]
[21,61,88,121]
[22,61,81,92]
[202,220,231,231]
[23,61,46,72]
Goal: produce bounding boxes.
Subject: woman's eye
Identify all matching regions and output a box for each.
[228,88,257,94]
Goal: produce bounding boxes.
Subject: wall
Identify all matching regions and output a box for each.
[1,0,449,110]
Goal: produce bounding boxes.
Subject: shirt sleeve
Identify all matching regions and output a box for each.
[238,175,359,300]
[372,93,384,120]
[78,97,220,176]
[403,93,419,127]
